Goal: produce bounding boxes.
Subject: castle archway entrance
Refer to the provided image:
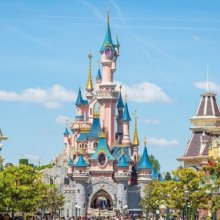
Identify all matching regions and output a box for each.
[90,189,113,210]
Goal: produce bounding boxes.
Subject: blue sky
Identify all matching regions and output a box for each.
[0,0,220,172]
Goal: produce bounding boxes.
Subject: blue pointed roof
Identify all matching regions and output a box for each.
[63,128,70,136]
[152,168,159,180]
[96,69,102,80]
[117,91,124,109]
[75,155,88,167]
[122,102,131,121]
[75,88,88,106]
[100,13,115,53]
[112,146,132,162]
[138,146,152,169]
[91,134,114,160]
[68,158,74,167]
[76,117,101,142]
[117,154,129,167]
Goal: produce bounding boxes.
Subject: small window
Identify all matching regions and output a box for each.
[78,189,80,193]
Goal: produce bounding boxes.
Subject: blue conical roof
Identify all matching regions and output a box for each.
[75,88,88,106]
[138,146,152,169]
[96,69,102,80]
[122,102,131,121]
[68,158,74,167]
[100,13,115,53]
[117,91,124,109]
[117,154,129,167]
[91,134,114,160]
[152,168,159,180]
[63,128,70,136]
[75,155,88,167]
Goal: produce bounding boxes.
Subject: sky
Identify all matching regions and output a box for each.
[0,0,220,172]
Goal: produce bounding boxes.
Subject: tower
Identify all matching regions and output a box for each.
[137,139,152,196]
[132,112,139,165]
[96,11,119,146]
[122,101,131,145]
[116,86,124,143]
[177,90,220,168]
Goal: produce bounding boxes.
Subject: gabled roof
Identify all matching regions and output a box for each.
[117,154,129,167]
[96,68,102,80]
[117,91,124,109]
[63,128,70,136]
[90,134,114,160]
[75,88,88,106]
[138,146,152,169]
[122,102,131,121]
[100,12,115,53]
[75,155,88,167]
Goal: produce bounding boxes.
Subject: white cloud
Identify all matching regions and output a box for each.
[0,84,76,109]
[55,115,72,124]
[194,81,220,94]
[142,118,160,125]
[116,81,173,103]
[148,137,180,147]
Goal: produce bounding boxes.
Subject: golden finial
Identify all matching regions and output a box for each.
[86,52,94,92]
[132,110,140,146]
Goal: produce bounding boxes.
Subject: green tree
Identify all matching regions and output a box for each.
[41,187,65,218]
[165,172,172,181]
[149,154,160,172]
[0,164,62,219]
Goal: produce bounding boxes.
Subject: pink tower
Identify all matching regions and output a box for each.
[96,12,119,146]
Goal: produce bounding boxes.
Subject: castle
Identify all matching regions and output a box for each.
[43,12,158,218]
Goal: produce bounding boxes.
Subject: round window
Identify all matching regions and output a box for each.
[98,153,106,167]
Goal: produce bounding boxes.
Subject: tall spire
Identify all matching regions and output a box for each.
[86,52,94,92]
[206,64,210,93]
[100,10,114,53]
[133,110,139,146]
[117,85,124,109]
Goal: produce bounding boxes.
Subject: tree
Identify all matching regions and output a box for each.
[165,172,172,181]
[0,164,64,219]
[149,154,160,172]
[41,187,65,218]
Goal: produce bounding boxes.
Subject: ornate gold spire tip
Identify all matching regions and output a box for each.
[86,52,94,92]
[132,110,140,146]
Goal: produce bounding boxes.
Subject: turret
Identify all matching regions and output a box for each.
[122,100,131,145]
[116,86,124,143]
[132,111,139,165]
[96,68,102,91]
[85,53,94,100]
[75,88,88,122]
[115,148,130,211]
[138,139,152,184]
